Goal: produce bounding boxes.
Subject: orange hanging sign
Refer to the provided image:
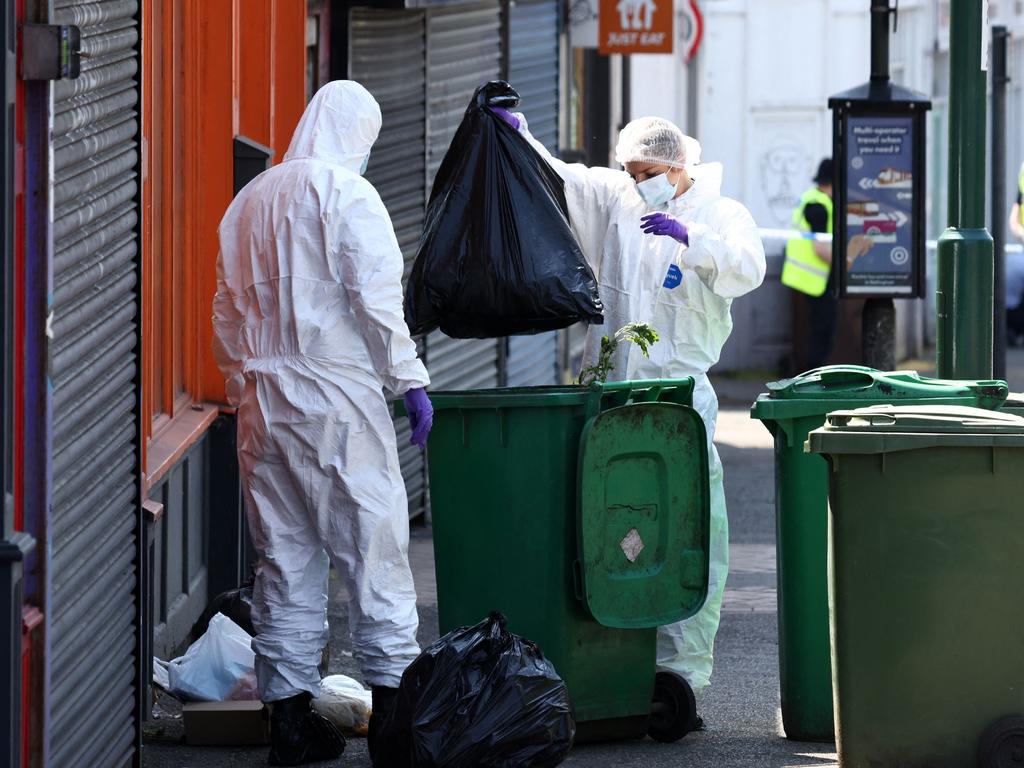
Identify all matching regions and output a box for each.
[599,0,674,55]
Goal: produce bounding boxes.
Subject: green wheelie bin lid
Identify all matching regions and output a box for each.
[807,404,1024,455]
[577,402,710,630]
[751,365,1008,422]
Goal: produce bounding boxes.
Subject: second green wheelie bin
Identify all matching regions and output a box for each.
[750,366,1008,742]
[422,379,711,744]
[1001,392,1024,417]
[808,405,1024,768]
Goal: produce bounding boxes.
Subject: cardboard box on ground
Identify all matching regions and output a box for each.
[183,701,270,746]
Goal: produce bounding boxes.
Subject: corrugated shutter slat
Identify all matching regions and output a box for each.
[49,1,139,764]
[424,1,502,393]
[350,8,429,518]
[504,0,561,387]
[508,0,559,150]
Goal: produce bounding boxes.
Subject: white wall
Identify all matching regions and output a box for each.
[627,0,884,216]
[627,0,697,129]
[628,0,1024,369]
[628,0,964,369]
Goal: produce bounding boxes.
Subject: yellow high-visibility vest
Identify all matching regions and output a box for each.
[782,187,833,297]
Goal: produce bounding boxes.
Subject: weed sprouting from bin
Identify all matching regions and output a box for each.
[578,323,660,386]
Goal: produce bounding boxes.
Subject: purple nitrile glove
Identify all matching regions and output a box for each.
[404,388,434,451]
[641,212,689,246]
[489,107,521,131]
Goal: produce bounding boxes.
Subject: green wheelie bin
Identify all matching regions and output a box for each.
[808,405,1024,768]
[750,366,1008,742]
[422,379,711,744]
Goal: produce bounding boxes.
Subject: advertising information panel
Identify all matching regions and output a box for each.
[842,115,917,296]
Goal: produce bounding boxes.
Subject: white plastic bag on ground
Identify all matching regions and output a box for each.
[312,675,373,736]
[152,657,171,690]
[168,613,259,702]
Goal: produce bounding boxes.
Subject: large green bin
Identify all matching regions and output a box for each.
[750,366,1007,742]
[423,379,711,743]
[808,405,1024,768]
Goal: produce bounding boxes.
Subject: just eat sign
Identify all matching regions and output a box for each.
[599,0,674,54]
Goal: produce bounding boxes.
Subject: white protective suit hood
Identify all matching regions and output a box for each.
[283,80,381,172]
[212,80,428,701]
[517,114,765,695]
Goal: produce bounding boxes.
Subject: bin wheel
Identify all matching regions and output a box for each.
[978,716,1024,767]
[648,671,697,743]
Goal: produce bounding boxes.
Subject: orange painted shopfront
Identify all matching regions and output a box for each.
[7,3,308,765]
[137,0,308,729]
[141,0,306,488]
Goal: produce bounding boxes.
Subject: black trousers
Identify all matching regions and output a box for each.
[1008,301,1024,339]
[802,291,839,372]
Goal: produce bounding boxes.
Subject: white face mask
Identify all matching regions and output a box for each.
[636,170,679,206]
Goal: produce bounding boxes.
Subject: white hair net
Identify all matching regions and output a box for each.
[614,117,702,170]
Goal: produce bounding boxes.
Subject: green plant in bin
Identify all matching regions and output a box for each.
[577,323,660,386]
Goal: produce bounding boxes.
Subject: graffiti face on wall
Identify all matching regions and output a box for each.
[759,140,813,226]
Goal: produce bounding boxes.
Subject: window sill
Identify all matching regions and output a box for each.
[145,404,220,490]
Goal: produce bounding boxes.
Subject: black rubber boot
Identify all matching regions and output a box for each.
[367,686,399,764]
[268,692,346,766]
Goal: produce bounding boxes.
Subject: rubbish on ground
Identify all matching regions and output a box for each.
[405,80,603,339]
[312,675,373,737]
[373,612,575,767]
[197,585,255,636]
[183,701,270,746]
[152,657,170,690]
[167,613,259,702]
[578,322,660,385]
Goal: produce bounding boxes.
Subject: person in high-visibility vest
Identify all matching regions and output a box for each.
[1009,161,1024,243]
[1006,161,1024,343]
[782,158,836,371]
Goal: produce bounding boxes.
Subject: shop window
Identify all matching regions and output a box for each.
[307,1,330,101]
[306,14,319,101]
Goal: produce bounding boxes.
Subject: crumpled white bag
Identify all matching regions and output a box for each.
[167,613,259,702]
[152,657,171,690]
[312,675,373,736]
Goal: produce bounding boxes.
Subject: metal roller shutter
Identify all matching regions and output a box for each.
[508,0,559,152]
[566,322,589,380]
[48,1,139,765]
[349,8,429,517]
[425,0,501,186]
[505,0,560,387]
[393,338,427,518]
[350,7,426,279]
[506,334,558,386]
[425,1,501,391]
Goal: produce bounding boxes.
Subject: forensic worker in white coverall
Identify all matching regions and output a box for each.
[492,109,765,714]
[213,81,433,766]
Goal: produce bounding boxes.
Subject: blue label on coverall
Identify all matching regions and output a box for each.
[663,264,683,289]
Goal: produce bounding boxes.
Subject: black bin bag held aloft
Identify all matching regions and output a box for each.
[372,612,576,768]
[405,81,603,338]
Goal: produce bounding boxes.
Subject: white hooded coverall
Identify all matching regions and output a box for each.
[518,119,766,693]
[212,81,428,701]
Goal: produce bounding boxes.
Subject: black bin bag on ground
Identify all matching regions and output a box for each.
[372,612,576,768]
[405,81,603,338]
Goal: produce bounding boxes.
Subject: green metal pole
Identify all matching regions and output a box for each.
[936,0,994,379]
